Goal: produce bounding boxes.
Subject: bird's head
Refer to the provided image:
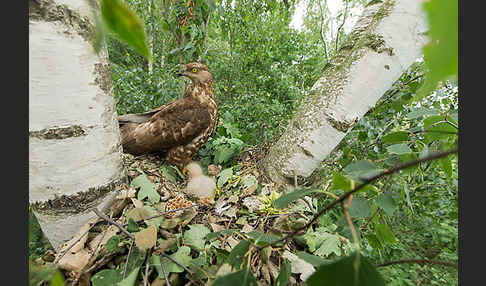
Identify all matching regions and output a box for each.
[178,62,213,84]
[183,161,203,179]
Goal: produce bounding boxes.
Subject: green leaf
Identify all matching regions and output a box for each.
[227,240,250,268]
[125,246,145,275]
[160,246,193,273]
[405,107,440,120]
[423,116,458,142]
[212,268,258,286]
[376,193,397,217]
[105,235,121,253]
[344,160,382,180]
[303,227,342,258]
[386,143,412,155]
[100,0,150,59]
[131,174,160,203]
[127,218,139,233]
[160,164,178,183]
[296,252,331,267]
[117,266,140,286]
[205,229,239,240]
[91,269,123,286]
[375,223,397,245]
[273,188,317,209]
[329,173,352,191]
[49,270,65,286]
[276,259,291,286]
[217,167,233,188]
[246,231,281,246]
[366,234,382,250]
[415,0,458,100]
[440,156,453,179]
[314,235,342,257]
[215,145,238,164]
[306,252,386,286]
[348,198,372,218]
[381,131,409,144]
[184,224,210,251]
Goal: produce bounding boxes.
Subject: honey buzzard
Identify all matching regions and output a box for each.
[118,62,217,169]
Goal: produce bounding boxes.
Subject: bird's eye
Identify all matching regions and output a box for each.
[192,68,197,73]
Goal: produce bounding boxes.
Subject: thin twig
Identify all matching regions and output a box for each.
[54,218,102,264]
[123,239,135,279]
[93,208,135,240]
[334,0,349,52]
[160,255,171,286]
[376,258,457,268]
[143,248,152,286]
[260,148,457,249]
[161,253,193,274]
[317,0,329,61]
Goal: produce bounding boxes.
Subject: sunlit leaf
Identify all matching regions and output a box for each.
[131,173,160,203]
[415,0,457,100]
[386,144,412,155]
[100,0,151,59]
[184,224,210,251]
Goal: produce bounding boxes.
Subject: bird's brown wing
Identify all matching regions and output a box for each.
[120,98,212,155]
[118,102,175,125]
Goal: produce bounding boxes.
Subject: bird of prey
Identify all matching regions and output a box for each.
[118,62,217,169]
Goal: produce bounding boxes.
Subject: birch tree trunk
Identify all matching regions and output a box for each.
[261,0,428,189]
[29,0,126,250]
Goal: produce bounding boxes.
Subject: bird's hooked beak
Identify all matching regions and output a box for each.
[177,69,185,77]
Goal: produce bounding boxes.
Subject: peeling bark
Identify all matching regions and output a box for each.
[260,0,428,189]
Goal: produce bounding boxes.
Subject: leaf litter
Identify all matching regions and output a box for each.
[42,146,342,285]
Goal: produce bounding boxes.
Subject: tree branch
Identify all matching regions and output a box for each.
[92,208,135,240]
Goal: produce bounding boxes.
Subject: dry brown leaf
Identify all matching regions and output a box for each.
[116,187,136,200]
[155,238,177,253]
[223,206,237,218]
[207,164,222,176]
[209,223,225,233]
[57,248,91,273]
[267,260,280,281]
[126,207,151,221]
[135,224,157,251]
[224,236,240,252]
[151,277,165,286]
[241,224,254,233]
[261,264,272,285]
[130,198,144,209]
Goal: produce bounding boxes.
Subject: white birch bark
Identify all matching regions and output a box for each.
[261,0,428,189]
[29,0,126,249]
